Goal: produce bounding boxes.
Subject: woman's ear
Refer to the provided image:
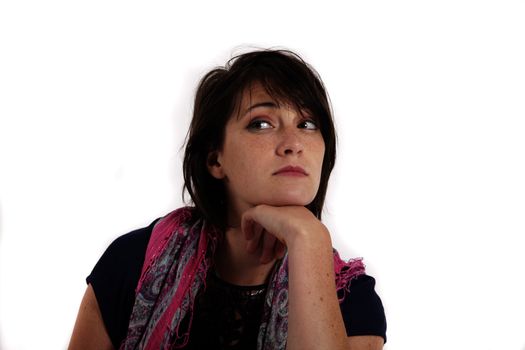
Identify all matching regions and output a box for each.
[207,151,225,179]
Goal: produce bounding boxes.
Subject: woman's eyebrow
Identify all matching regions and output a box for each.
[241,101,279,119]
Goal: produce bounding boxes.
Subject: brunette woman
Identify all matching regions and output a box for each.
[69,48,387,350]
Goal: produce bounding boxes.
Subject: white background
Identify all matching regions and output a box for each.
[1,1,524,349]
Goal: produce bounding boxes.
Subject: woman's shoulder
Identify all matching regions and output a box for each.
[85,216,162,294]
[85,217,161,348]
[87,206,200,286]
[340,273,387,343]
[108,218,159,254]
[94,217,160,268]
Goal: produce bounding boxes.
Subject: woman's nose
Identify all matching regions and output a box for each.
[276,128,303,156]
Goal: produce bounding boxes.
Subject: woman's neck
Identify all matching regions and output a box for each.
[213,225,276,286]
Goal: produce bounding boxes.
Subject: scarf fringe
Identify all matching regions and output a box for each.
[333,251,366,302]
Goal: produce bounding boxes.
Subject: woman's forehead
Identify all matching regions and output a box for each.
[240,82,275,104]
[235,82,300,117]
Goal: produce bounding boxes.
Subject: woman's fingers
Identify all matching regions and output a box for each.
[241,205,285,242]
[243,217,255,241]
[242,215,281,263]
[242,205,323,263]
[260,231,277,264]
[241,205,291,262]
[274,240,286,260]
[246,228,284,264]
[245,220,263,253]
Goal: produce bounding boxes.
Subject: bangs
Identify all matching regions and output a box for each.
[230,74,323,123]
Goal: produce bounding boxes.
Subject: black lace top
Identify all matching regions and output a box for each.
[186,271,267,349]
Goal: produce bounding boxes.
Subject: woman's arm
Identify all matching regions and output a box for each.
[287,228,384,350]
[68,284,114,350]
[242,205,383,350]
[284,215,357,350]
[348,336,384,349]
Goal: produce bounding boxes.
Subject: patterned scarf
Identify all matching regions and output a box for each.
[120,207,365,349]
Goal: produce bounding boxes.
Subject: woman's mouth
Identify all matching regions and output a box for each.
[273,165,308,176]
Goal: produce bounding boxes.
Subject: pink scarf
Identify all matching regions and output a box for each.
[120,207,365,349]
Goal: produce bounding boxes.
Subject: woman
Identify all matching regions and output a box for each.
[69,48,387,349]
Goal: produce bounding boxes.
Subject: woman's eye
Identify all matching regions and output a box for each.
[248,119,273,130]
[298,120,318,130]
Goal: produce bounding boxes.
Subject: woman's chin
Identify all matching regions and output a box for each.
[263,194,315,207]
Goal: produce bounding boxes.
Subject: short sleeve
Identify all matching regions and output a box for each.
[339,274,387,343]
[85,218,159,348]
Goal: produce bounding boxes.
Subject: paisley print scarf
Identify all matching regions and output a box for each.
[120,207,365,349]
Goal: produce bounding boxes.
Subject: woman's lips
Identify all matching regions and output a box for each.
[273,166,308,176]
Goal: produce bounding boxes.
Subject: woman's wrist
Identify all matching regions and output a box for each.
[285,220,332,253]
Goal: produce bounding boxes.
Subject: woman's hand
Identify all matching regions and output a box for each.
[241,204,383,349]
[242,204,359,349]
[241,204,330,264]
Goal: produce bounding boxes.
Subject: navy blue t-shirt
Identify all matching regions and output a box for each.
[87,218,387,348]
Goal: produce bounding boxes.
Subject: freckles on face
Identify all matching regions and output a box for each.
[216,84,325,210]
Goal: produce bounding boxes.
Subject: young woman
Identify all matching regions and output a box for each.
[69,49,387,350]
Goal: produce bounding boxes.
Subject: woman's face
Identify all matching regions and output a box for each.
[208,82,325,221]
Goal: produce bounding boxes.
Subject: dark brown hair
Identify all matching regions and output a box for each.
[183,48,336,230]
